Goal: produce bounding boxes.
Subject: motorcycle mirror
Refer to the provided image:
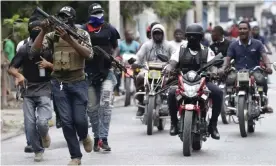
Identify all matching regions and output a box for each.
[128,57,136,64]
[157,54,169,62]
[230,59,235,65]
[273,62,276,71]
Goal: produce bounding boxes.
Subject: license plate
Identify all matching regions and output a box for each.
[258,87,263,91]
[148,70,161,79]
[201,94,208,100]
[237,72,249,82]
[185,104,195,110]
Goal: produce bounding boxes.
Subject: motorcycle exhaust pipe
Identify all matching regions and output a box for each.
[133,92,146,108]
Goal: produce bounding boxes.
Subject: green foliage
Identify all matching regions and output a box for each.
[152,1,192,23]
[2,14,29,43]
[120,1,154,21]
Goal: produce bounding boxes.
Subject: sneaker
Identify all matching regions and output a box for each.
[82,135,93,153]
[41,133,51,148]
[68,158,81,165]
[24,145,34,153]
[93,138,100,152]
[34,152,44,162]
[100,139,111,151]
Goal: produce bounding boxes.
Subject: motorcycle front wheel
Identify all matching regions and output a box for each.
[146,96,155,135]
[238,96,248,137]
[124,77,131,106]
[183,111,193,156]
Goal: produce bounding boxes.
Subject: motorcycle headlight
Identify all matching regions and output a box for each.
[183,83,200,98]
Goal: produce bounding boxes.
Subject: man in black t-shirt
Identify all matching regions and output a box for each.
[8,17,53,162]
[210,26,232,57]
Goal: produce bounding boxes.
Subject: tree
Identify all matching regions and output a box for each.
[152,1,191,24]
[152,1,192,39]
[3,14,29,43]
[120,1,154,29]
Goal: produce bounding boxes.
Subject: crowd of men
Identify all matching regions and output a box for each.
[4,3,274,165]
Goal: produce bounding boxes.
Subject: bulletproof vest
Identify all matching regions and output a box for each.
[86,23,113,54]
[53,34,85,72]
[84,23,113,81]
[178,46,208,74]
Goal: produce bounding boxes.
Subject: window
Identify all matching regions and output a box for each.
[220,7,229,22]
[236,7,254,19]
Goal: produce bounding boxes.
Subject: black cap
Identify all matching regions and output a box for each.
[88,3,104,15]
[58,6,76,17]
[28,16,41,32]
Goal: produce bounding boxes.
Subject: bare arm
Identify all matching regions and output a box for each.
[262,52,271,69]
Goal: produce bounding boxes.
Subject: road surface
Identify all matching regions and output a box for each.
[2,48,276,165]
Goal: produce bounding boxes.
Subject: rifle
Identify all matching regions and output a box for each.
[93,46,134,78]
[35,7,92,49]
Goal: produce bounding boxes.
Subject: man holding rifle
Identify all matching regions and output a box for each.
[31,6,94,165]
[81,3,120,152]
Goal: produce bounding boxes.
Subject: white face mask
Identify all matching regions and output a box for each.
[90,13,104,18]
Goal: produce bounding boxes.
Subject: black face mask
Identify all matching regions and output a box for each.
[187,35,201,51]
[30,29,41,41]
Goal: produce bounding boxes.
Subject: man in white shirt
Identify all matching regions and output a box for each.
[16,38,30,52]
[169,29,187,50]
[166,23,222,140]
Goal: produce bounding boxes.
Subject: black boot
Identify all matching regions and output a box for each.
[101,138,111,151]
[93,138,100,152]
[208,124,220,140]
[24,145,34,153]
[136,105,145,116]
[170,122,178,136]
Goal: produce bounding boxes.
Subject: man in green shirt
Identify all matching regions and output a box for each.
[4,39,15,62]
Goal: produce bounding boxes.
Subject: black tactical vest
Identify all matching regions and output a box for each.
[178,46,209,74]
[83,23,113,83]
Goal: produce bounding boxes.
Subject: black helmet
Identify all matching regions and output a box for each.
[185,23,204,36]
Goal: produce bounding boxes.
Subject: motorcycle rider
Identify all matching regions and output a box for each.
[219,21,273,113]
[251,25,272,54]
[210,25,232,57]
[166,23,223,140]
[135,23,175,116]
[114,30,140,96]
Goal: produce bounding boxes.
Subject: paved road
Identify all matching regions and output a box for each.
[2,48,276,165]
[2,90,276,165]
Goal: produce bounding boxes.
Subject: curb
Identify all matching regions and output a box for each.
[1,128,24,141]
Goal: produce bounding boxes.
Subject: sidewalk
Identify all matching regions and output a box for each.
[1,95,126,141]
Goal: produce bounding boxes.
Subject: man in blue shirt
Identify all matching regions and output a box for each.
[219,21,273,113]
[114,30,140,95]
[251,25,272,55]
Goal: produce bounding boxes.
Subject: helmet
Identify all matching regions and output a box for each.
[185,23,204,37]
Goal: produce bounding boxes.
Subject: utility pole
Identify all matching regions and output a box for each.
[109,0,120,35]
[195,0,203,24]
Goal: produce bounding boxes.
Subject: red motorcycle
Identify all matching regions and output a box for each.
[157,54,224,156]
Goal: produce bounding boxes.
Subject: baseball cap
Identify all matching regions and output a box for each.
[58,6,76,17]
[88,3,104,15]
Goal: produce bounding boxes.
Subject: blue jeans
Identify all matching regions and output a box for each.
[51,79,89,159]
[23,96,52,153]
[87,71,117,139]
